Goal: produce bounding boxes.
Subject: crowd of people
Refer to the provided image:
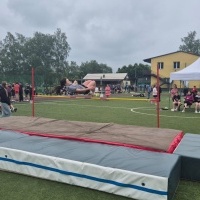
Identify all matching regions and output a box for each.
[146,83,200,113]
[0,82,34,102]
[0,81,34,117]
[12,82,35,102]
[2,78,200,116]
[170,84,200,113]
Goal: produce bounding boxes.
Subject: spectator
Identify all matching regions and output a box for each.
[29,85,33,100]
[0,81,11,117]
[19,83,24,102]
[157,85,162,102]
[151,85,157,105]
[24,83,30,101]
[11,83,15,101]
[14,82,20,101]
[170,84,178,99]
[182,91,194,112]
[171,92,182,111]
[7,84,12,100]
[147,85,152,99]
[105,84,111,98]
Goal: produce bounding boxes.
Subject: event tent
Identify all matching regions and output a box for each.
[170,57,200,82]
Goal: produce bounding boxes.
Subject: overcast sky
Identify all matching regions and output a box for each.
[0,0,200,72]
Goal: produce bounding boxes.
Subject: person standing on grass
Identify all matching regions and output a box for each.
[7,84,12,100]
[151,85,157,105]
[147,85,152,99]
[105,84,111,98]
[11,83,15,101]
[170,84,178,99]
[24,83,30,101]
[14,82,20,101]
[19,83,24,102]
[157,85,162,102]
[0,81,11,117]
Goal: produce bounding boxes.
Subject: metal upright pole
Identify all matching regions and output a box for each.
[32,67,35,117]
[156,64,160,128]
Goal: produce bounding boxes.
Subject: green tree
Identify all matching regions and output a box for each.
[117,63,150,84]
[51,28,71,76]
[66,61,80,80]
[0,32,29,83]
[79,60,112,78]
[24,29,71,86]
[24,32,54,76]
[0,32,26,74]
[0,29,71,86]
[179,31,200,55]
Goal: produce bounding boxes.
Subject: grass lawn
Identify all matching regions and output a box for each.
[1,92,200,200]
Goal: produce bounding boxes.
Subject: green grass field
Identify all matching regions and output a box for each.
[1,92,200,200]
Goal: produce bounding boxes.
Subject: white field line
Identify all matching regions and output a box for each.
[131,108,200,119]
[16,102,200,119]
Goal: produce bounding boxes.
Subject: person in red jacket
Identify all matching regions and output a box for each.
[14,82,20,101]
[105,84,111,98]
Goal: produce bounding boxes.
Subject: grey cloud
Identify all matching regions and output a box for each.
[7,0,65,28]
[1,0,200,71]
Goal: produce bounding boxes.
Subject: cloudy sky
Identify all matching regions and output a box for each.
[0,0,200,72]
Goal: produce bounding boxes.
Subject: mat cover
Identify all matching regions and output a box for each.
[0,130,180,200]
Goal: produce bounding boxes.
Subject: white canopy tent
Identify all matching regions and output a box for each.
[170,57,200,82]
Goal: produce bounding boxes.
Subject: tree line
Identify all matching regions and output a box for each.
[0,29,199,87]
[0,28,112,86]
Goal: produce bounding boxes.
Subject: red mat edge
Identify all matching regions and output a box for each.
[0,128,184,153]
[167,131,184,153]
